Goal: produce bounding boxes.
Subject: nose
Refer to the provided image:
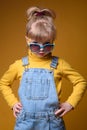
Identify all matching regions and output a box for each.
[40,47,44,51]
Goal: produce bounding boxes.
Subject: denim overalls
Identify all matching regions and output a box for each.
[14,56,66,130]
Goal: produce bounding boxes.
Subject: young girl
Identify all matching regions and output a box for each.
[0,6,87,130]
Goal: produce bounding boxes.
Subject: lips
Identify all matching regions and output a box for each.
[38,52,45,56]
[39,52,45,55]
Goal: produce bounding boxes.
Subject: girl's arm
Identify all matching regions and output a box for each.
[55,59,87,117]
[0,60,21,108]
[61,59,87,108]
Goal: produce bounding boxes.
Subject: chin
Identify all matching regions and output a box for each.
[37,54,45,57]
[35,52,50,57]
[37,52,44,56]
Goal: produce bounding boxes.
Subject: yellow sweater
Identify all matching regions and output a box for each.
[0,52,87,108]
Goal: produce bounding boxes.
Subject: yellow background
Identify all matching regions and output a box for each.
[0,0,87,130]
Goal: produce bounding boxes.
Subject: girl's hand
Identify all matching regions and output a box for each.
[55,102,73,117]
[12,102,22,118]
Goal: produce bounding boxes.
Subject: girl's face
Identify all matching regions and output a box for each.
[26,37,55,57]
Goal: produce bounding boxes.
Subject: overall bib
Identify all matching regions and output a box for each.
[14,56,66,130]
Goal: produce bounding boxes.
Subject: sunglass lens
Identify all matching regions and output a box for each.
[44,45,53,52]
[30,44,40,52]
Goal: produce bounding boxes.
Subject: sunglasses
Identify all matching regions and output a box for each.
[27,42,55,53]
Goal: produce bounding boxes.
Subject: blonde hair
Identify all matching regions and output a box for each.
[26,6,56,43]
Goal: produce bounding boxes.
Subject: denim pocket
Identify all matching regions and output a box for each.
[25,78,50,100]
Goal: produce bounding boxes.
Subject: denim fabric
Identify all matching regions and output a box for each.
[14,57,66,130]
[14,109,65,130]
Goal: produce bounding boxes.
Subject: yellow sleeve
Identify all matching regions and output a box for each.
[0,61,21,108]
[61,59,87,108]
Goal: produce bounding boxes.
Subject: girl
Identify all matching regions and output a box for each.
[0,6,87,130]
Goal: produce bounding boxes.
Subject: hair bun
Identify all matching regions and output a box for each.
[27,6,56,20]
[34,9,56,19]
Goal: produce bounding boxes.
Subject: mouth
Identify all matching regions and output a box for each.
[37,52,45,57]
[39,52,45,55]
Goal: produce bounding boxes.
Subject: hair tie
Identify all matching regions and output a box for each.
[34,11,45,16]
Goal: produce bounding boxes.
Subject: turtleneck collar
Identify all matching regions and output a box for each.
[28,50,52,62]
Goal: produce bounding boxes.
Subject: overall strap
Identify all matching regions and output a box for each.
[22,56,29,66]
[50,56,58,69]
